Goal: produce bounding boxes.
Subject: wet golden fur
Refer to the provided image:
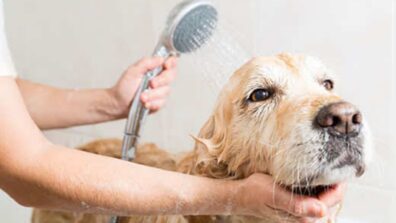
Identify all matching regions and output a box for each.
[32,53,371,223]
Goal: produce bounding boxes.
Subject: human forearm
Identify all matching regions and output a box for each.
[16,79,124,129]
[2,142,239,216]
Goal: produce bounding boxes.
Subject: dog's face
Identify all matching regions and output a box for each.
[196,53,372,194]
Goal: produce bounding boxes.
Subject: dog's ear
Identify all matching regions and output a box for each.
[190,89,237,180]
[194,93,233,155]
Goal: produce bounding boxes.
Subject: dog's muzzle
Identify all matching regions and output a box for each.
[315,101,365,176]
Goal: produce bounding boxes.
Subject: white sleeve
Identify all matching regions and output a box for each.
[0,0,16,77]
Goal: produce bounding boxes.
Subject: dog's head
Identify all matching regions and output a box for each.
[193,53,372,195]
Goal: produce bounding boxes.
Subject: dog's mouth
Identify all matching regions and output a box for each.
[285,184,339,197]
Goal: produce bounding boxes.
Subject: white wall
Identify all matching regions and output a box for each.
[1,0,395,222]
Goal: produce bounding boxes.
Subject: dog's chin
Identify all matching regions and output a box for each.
[283,172,347,197]
[285,184,340,197]
[283,165,358,197]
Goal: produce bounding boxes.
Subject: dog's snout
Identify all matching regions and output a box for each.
[316,102,362,135]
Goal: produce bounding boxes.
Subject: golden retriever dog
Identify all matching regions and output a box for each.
[32,53,372,223]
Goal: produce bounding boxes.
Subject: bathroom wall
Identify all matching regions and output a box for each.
[1,0,395,222]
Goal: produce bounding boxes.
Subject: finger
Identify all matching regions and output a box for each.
[268,186,327,218]
[130,56,165,74]
[150,69,177,88]
[141,86,171,103]
[144,99,166,112]
[318,183,347,208]
[164,57,177,69]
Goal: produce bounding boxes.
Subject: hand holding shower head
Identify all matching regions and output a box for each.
[120,0,218,162]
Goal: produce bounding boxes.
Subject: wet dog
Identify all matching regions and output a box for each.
[32,53,372,223]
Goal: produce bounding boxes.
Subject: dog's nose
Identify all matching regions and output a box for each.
[316,102,362,135]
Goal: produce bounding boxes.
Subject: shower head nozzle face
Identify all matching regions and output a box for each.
[164,1,218,54]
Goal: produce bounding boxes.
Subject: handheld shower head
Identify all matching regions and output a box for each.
[160,0,218,54]
[123,0,218,155]
[122,0,218,159]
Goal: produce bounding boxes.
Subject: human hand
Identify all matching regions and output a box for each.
[110,56,177,116]
[234,174,346,223]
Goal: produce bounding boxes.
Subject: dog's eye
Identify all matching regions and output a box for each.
[249,89,273,102]
[322,79,334,90]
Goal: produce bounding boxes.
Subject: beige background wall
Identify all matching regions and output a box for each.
[1,0,395,222]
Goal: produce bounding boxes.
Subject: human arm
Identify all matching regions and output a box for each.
[16,57,177,130]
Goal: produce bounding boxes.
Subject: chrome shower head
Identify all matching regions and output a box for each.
[120,0,219,163]
[159,0,218,54]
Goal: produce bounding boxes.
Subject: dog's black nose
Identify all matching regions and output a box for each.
[316,102,362,135]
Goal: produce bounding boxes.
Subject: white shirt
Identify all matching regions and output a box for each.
[0,0,16,77]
